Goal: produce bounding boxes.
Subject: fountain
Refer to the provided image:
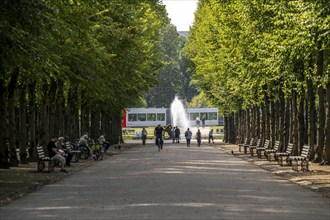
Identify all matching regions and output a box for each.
[170,96,190,131]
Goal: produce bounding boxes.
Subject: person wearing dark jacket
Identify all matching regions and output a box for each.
[175,127,181,143]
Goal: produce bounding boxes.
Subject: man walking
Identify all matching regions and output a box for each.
[185,128,192,147]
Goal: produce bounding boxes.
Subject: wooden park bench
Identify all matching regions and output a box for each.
[249,139,261,156]
[256,139,271,159]
[289,145,311,172]
[265,141,280,162]
[275,143,294,166]
[63,142,81,162]
[243,138,254,154]
[238,138,248,152]
[71,149,81,162]
[36,146,54,172]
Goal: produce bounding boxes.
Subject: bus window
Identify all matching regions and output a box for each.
[157,113,165,121]
[200,113,208,120]
[137,114,146,121]
[208,112,217,120]
[147,113,156,121]
[128,114,137,121]
[190,113,199,120]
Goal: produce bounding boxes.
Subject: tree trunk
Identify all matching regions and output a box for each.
[235,110,242,144]
[0,74,9,168]
[90,106,101,141]
[250,107,257,138]
[239,109,246,142]
[66,86,79,139]
[101,111,107,138]
[38,83,50,147]
[275,99,280,145]
[18,85,28,164]
[55,81,65,136]
[223,115,229,143]
[28,81,37,161]
[283,96,290,150]
[8,69,19,166]
[228,112,236,144]
[256,105,261,140]
[270,100,276,148]
[307,77,316,160]
[261,104,265,143]
[265,94,270,141]
[48,79,57,137]
[292,90,299,155]
[279,91,285,151]
[81,91,90,136]
[323,70,330,164]
[246,108,251,140]
[315,44,325,163]
[298,87,306,154]
[110,109,122,145]
[305,94,309,145]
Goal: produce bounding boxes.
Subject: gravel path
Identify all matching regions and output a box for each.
[0,142,329,220]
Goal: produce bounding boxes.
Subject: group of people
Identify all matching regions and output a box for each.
[195,116,206,127]
[47,133,111,173]
[171,126,181,143]
[148,125,215,150]
[183,128,213,147]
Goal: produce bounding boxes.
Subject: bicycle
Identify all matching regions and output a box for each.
[92,144,103,160]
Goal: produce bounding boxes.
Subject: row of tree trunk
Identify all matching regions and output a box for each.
[0,77,122,169]
[223,71,330,164]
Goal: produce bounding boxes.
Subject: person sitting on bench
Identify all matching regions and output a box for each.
[47,136,68,173]
[58,137,73,167]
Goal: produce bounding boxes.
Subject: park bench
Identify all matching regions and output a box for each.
[238,138,248,152]
[275,143,294,166]
[71,150,81,162]
[256,139,271,159]
[36,146,54,172]
[243,138,254,154]
[265,141,280,162]
[64,142,80,162]
[249,139,261,156]
[288,145,311,172]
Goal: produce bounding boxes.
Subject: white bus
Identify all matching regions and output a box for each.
[125,108,168,127]
[124,107,220,127]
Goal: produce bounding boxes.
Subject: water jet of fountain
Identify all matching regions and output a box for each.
[170,96,190,131]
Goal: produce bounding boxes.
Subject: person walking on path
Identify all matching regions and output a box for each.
[208,129,214,144]
[154,124,164,151]
[196,129,201,147]
[175,127,181,143]
[141,128,147,145]
[47,136,68,173]
[172,127,176,143]
[185,128,192,147]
